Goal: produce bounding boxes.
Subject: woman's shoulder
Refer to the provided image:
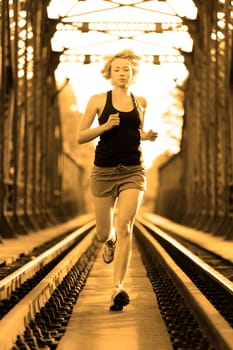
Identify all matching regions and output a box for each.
[134,95,147,109]
[88,92,107,107]
[88,92,108,115]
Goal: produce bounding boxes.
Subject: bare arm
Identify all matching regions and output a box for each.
[77,94,120,144]
[137,96,158,142]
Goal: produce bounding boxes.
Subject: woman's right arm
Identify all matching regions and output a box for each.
[77,94,120,144]
[77,95,107,144]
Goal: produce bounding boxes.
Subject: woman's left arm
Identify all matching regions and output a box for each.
[138,96,158,142]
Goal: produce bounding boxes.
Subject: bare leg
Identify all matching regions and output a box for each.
[113,189,144,289]
[92,195,117,242]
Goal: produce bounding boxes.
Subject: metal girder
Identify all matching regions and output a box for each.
[0,0,85,237]
[47,0,195,63]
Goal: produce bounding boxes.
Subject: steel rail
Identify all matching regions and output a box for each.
[135,220,233,350]
[137,215,233,296]
[0,220,95,300]
[0,227,97,350]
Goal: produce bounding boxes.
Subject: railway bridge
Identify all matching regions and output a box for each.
[1,2,233,349]
[1,0,233,240]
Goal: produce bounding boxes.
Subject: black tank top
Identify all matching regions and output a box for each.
[94,90,143,167]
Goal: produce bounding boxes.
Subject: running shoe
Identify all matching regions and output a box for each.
[103,239,116,264]
[109,288,130,311]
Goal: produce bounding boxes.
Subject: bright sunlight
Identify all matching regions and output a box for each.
[48,0,197,168]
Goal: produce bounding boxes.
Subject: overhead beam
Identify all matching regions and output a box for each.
[59,53,184,65]
[59,21,185,33]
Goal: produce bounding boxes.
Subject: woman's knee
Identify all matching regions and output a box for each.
[116,220,133,239]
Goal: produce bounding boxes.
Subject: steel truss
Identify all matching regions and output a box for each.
[0,0,84,238]
[156,0,233,239]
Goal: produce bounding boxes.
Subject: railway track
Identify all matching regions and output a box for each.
[0,217,233,349]
[135,216,233,350]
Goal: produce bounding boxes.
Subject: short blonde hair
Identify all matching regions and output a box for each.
[101,49,141,81]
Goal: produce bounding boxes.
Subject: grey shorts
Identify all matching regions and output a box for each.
[90,164,147,198]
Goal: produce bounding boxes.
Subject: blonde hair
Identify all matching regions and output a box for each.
[101,49,141,81]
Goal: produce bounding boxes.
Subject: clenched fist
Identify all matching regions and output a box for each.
[141,129,158,141]
[106,113,120,130]
[146,129,158,141]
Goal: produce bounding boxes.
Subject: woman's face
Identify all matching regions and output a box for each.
[110,58,133,88]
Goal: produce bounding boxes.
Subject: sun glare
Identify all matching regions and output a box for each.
[50,0,197,168]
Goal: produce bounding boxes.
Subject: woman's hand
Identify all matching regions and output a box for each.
[141,129,158,141]
[147,129,158,141]
[105,113,120,130]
